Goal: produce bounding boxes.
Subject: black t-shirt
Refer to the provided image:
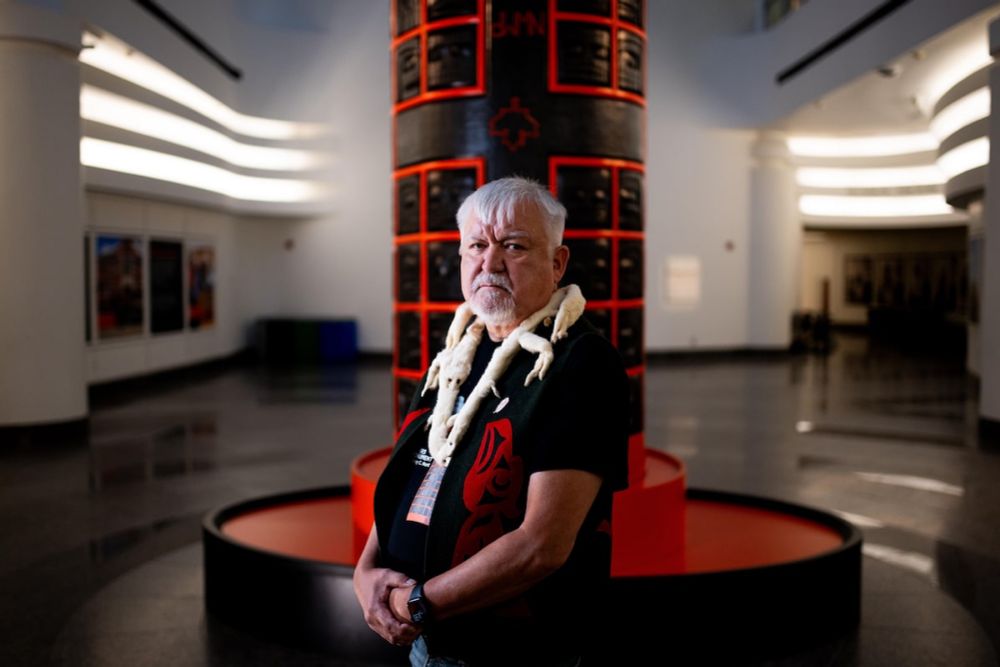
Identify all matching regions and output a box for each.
[384,326,629,580]
[385,336,500,578]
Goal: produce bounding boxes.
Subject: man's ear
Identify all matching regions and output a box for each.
[552,245,569,285]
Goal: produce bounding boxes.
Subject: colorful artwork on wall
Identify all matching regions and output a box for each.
[96,234,144,338]
[188,244,215,330]
[85,235,91,343]
[151,240,184,334]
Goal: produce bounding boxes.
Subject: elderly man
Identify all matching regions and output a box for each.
[354,177,628,666]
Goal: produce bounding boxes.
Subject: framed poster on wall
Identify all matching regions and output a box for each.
[929,254,958,315]
[874,255,905,308]
[905,255,932,309]
[84,235,91,343]
[188,244,215,330]
[151,240,184,334]
[96,234,144,339]
[844,255,873,305]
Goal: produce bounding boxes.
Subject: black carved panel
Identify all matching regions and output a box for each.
[397,244,421,302]
[396,38,421,102]
[397,175,420,234]
[618,0,643,27]
[557,23,611,87]
[427,27,477,90]
[556,0,610,15]
[427,0,477,21]
[395,97,645,168]
[397,377,421,425]
[618,308,643,368]
[627,373,643,434]
[427,241,463,301]
[586,308,612,341]
[427,310,455,358]
[395,0,421,35]
[427,168,477,231]
[558,167,611,230]
[618,30,644,94]
[619,170,643,231]
[619,239,642,300]
[565,238,611,301]
[397,311,423,370]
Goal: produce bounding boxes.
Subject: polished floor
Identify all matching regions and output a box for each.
[1,332,999,666]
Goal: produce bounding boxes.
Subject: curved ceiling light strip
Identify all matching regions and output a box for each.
[796,165,945,188]
[929,59,990,208]
[937,137,990,179]
[787,133,937,158]
[81,137,326,203]
[80,31,324,140]
[81,85,323,171]
[930,87,990,141]
[799,194,954,218]
[924,44,991,110]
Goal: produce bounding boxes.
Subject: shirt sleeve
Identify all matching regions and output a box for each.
[525,332,630,491]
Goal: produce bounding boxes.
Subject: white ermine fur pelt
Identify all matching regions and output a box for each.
[422,284,586,466]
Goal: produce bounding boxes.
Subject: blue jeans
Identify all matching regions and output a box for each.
[409,635,581,667]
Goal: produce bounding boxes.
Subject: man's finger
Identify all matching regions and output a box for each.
[381,572,416,590]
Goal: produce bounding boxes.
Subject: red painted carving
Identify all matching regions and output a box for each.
[488,97,541,153]
[493,10,546,39]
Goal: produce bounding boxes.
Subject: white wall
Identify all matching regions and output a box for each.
[86,192,241,383]
[229,0,393,352]
[644,2,757,350]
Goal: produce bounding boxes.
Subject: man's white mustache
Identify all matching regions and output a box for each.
[472,274,513,292]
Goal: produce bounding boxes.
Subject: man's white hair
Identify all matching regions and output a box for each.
[455,176,567,248]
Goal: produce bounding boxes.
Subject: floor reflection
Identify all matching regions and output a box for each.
[89,415,218,491]
[255,364,361,404]
[2,336,999,665]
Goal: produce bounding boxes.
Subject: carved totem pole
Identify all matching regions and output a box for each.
[391,0,646,459]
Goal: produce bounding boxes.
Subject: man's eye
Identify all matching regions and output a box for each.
[504,243,525,251]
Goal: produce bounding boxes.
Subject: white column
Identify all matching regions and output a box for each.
[982,19,1000,425]
[0,3,86,426]
[747,131,800,348]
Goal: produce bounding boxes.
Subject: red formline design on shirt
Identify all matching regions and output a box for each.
[452,418,524,566]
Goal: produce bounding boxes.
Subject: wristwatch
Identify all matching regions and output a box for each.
[407,582,432,625]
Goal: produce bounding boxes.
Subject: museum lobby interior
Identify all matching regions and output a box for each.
[2,0,1000,665]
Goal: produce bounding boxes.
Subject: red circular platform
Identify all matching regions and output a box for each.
[222,492,844,576]
[205,444,862,663]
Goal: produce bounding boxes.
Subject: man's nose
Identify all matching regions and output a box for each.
[483,243,505,272]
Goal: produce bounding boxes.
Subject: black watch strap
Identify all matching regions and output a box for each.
[407,582,431,625]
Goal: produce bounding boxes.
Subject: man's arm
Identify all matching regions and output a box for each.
[353,524,421,645]
[389,468,601,623]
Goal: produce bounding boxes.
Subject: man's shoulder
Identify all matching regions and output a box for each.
[562,317,622,358]
[545,317,626,383]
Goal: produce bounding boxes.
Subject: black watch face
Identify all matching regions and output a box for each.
[410,605,427,624]
[408,587,428,624]
[408,598,427,624]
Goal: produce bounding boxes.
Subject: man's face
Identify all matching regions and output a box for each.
[459,204,568,332]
